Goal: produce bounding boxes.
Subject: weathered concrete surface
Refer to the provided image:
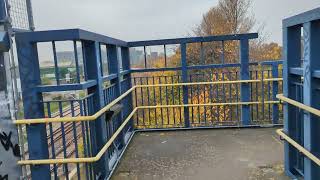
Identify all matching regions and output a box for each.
[112,128,289,180]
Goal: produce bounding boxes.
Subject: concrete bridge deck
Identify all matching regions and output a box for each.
[112,128,289,180]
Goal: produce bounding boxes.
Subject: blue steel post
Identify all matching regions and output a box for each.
[82,40,109,178]
[0,0,7,21]
[240,39,250,125]
[107,45,125,146]
[121,47,134,131]
[272,63,279,124]
[181,43,190,127]
[302,21,320,180]
[15,37,51,179]
[282,25,301,176]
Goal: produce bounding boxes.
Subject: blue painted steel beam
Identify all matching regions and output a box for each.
[128,33,258,47]
[283,7,320,28]
[130,61,280,73]
[240,39,250,126]
[121,46,134,129]
[103,73,118,82]
[272,64,279,124]
[15,29,128,46]
[0,0,7,23]
[302,20,320,180]
[83,40,109,178]
[283,24,301,177]
[181,43,190,127]
[15,36,51,179]
[36,80,97,92]
[107,45,126,148]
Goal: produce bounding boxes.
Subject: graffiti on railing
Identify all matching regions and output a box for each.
[0,131,20,157]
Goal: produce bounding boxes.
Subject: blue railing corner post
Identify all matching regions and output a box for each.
[272,63,279,124]
[83,40,109,178]
[107,44,126,147]
[15,36,51,180]
[181,43,190,128]
[240,39,250,126]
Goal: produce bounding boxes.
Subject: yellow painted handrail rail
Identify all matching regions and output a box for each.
[16,78,283,165]
[276,129,320,166]
[18,108,137,165]
[276,94,320,117]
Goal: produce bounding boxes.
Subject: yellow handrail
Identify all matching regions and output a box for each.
[276,129,320,166]
[18,108,137,165]
[14,87,136,125]
[276,94,320,117]
[16,78,283,165]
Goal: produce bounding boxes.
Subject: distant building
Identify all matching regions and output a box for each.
[150,52,158,60]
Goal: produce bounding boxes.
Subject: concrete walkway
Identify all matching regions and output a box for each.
[112,128,289,180]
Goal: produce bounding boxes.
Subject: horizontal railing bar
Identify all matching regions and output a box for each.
[138,101,280,109]
[131,61,281,73]
[16,29,128,46]
[136,78,283,88]
[277,94,320,117]
[103,73,118,81]
[36,80,97,93]
[128,33,258,47]
[276,129,320,166]
[131,67,182,73]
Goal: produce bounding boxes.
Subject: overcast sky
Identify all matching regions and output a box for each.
[32,0,320,44]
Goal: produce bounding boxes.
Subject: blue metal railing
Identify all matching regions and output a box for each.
[15,29,283,180]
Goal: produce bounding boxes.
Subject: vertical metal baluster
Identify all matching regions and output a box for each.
[164,45,167,67]
[165,76,169,125]
[84,98,93,180]
[268,70,271,122]
[250,71,253,121]
[47,102,58,179]
[236,72,240,124]
[203,74,207,124]
[255,71,258,121]
[79,99,89,180]
[189,75,194,124]
[197,74,200,123]
[222,73,226,123]
[70,101,80,179]
[58,101,69,179]
[228,72,232,123]
[152,76,157,126]
[144,46,147,68]
[216,72,220,124]
[178,75,182,124]
[209,73,214,125]
[52,41,60,85]
[171,76,176,125]
[261,69,265,121]
[159,76,164,126]
[146,77,151,125]
[140,77,145,126]
[73,41,81,83]
[133,78,139,126]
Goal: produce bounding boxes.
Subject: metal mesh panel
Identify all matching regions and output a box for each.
[7,0,32,31]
